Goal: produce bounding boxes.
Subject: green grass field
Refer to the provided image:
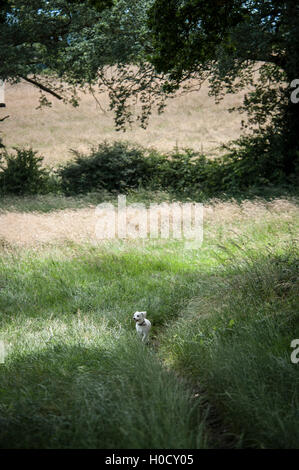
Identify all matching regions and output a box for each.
[0,193,298,448]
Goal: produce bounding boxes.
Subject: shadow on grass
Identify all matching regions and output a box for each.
[0,337,207,449]
[0,186,297,213]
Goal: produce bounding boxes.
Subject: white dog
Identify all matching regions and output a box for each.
[133,311,151,343]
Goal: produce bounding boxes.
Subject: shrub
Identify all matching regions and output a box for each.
[0,148,50,195]
[221,132,299,190]
[58,141,159,195]
[4,138,293,200]
[151,148,227,198]
[58,141,259,199]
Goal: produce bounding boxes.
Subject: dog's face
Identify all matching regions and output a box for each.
[133,311,147,323]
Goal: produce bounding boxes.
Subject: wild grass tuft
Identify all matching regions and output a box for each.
[159,240,299,448]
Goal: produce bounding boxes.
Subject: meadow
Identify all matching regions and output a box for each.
[0,81,298,449]
[2,81,244,165]
[0,194,298,448]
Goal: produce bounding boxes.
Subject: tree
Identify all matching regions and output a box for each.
[0,0,171,130]
[147,0,299,177]
[1,0,298,182]
[0,0,113,99]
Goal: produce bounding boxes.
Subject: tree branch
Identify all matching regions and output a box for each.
[20,76,63,100]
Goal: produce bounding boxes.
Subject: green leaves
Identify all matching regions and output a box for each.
[0,0,172,129]
[58,141,152,194]
[148,0,243,77]
[0,148,50,195]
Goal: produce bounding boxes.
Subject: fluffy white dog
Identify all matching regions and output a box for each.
[133,311,151,343]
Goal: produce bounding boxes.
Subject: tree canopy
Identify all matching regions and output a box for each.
[0,0,112,98]
[148,0,299,176]
[0,0,170,129]
[1,0,298,177]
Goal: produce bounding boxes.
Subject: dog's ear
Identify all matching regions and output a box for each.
[142,311,147,317]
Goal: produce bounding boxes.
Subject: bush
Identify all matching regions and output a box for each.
[2,138,295,199]
[150,147,228,198]
[221,132,299,191]
[58,141,231,198]
[58,141,160,195]
[0,148,50,195]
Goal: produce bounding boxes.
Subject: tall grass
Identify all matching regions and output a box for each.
[0,329,206,448]
[0,243,208,449]
[3,81,244,165]
[0,196,298,448]
[158,240,299,448]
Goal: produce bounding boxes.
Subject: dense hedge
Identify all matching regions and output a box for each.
[57,141,229,197]
[0,140,297,198]
[58,142,159,194]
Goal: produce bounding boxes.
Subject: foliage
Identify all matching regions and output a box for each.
[57,142,225,197]
[3,0,298,183]
[0,0,172,129]
[0,139,297,198]
[220,133,298,190]
[148,0,299,175]
[151,149,224,197]
[58,141,157,194]
[152,144,297,197]
[148,0,243,79]
[0,148,50,195]
[2,0,299,164]
[57,0,173,130]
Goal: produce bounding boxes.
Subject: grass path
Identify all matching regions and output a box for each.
[0,242,212,448]
[0,195,298,448]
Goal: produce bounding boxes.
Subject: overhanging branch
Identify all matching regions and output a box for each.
[20,76,63,100]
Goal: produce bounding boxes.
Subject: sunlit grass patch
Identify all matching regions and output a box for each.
[0,242,208,329]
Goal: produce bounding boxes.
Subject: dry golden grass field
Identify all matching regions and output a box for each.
[1,80,244,165]
[0,79,297,248]
[0,196,297,247]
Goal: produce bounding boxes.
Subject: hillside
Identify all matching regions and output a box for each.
[1,80,244,165]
